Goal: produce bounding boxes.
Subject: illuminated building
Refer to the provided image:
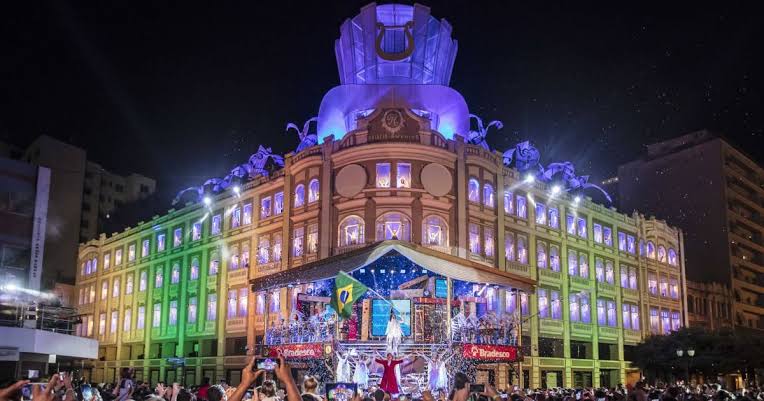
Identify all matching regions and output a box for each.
[74,3,686,389]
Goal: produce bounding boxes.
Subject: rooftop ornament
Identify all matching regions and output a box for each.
[172,145,285,205]
[467,114,503,150]
[286,117,318,152]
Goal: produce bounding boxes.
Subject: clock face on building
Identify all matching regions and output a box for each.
[382,110,404,133]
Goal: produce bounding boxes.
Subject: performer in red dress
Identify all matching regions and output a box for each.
[375,353,404,395]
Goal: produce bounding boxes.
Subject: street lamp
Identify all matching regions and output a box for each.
[676,348,695,383]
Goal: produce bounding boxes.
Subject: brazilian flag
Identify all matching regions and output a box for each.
[330,271,368,320]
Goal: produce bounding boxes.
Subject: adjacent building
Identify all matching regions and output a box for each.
[4,135,157,287]
[618,131,764,331]
[73,3,686,389]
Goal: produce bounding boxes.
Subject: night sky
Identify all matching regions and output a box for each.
[2,1,762,202]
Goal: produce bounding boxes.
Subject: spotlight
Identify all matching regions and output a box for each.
[524,174,535,184]
[551,185,561,195]
[233,185,241,195]
[203,196,212,206]
[6,283,18,292]
[574,196,581,204]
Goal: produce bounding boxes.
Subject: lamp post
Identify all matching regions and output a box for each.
[676,348,695,383]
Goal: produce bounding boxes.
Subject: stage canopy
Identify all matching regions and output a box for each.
[250,240,536,292]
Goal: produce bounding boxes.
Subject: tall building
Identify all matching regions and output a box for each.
[0,157,51,291]
[686,281,733,331]
[12,135,156,286]
[618,130,764,331]
[74,2,686,389]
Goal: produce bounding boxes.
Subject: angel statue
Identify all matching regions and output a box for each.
[467,114,503,150]
[502,140,544,175]
[172,185,203,205]
[286,117,318,153]
[543,161,612,203]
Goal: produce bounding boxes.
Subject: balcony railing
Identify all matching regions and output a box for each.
[0,302,78,335]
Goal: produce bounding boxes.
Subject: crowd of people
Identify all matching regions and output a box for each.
[1,359,762,401]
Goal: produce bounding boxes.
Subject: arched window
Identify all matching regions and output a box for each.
[308,179,320,203]
[647,241,656,259]
[468,178,480,203]
[668,248,678,266]
[190,257,200,280]
[376,212,411,241]
[657,245,667,263]
[422,215,448,247]
[339,216,365,246]
[294,184,305,208]
[483,184,495,208]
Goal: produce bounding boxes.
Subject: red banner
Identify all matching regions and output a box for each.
[268,343,325,359]
[462,344,519,361]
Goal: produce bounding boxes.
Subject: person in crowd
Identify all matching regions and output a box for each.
[301,377,322,401]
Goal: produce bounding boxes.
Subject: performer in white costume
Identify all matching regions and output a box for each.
[352,353,371,388]
[335,351,352,382]
[385,311,403,355]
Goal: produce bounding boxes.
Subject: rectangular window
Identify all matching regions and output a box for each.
[87,316,93,336]
[192,222,202,241]
[229,246,240,270]
[618,232,627,251]
[548,207,559,229]
[581,293,590,323]
[155,268,163,288]
[595,258,604,282]
[605,260,614,284]
[607,300,617,327]
[211,214,222,235]
[261,196,272,219]
[627,235,636,254]
[101,280,108,300]
[228,290,238,319]
[274,192,284,215]
[137,306,145,329]
[551,290,561,320]
[603,227,613,246]
[549,244,560,272]
[239,288,248,317]
[621,265,629,288]
[579,253,589,278]
[629,268,638,290]
[124,308,132,332]
[505,232,515,262]
[128,244,136,262]
[171,264,180,284]
[516,196,527,219]
[597,299,606,325]
[622,304,631,330]
[258,235,271,264]
[671,311,681,331]
[142,239,150,257]
[468,223,480,254]
[243,203,253,225]
[520,292,528,315]
[504,192,514,215]
[376,163,391,188]
[190,258,200,280]
[648,272,658,295]
[568,249,578,276]
[113,278,120,297]
[173,228,183,247]
[104,253,111,269]
[484,227,494,258]
[209,253,219,276]
[273,234,282,262]
[396,163,411,188]
[307,224,319,254]
[593,223,603,243]
[577,217,587,238]
[207,294,217,321]
[126,275,134,294]
[293,227,304,257]
[670,278,679,299]
[152,303,161,328]
[659,275,669,297]
[110,314,123,337]
[650,308,659,333]
[168,301,178,326]
[538,289,549,319]
[231,206,241,228]
[115,249,123,265]
[631,305,640,330]
[157,233,166,252]
[537,240,547,269]
[661,310,670,334]
[188,297,198,324]
[566,214,576,235]
[99,313,106,335]
[535,203,547,226]
[570,294,580,322]
[517,234,528,264]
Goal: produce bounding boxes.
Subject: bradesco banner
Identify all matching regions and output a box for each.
[268,343,324,359]
[462,344,519,362]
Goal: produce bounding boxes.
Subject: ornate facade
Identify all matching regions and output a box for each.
[73,2,686,390]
